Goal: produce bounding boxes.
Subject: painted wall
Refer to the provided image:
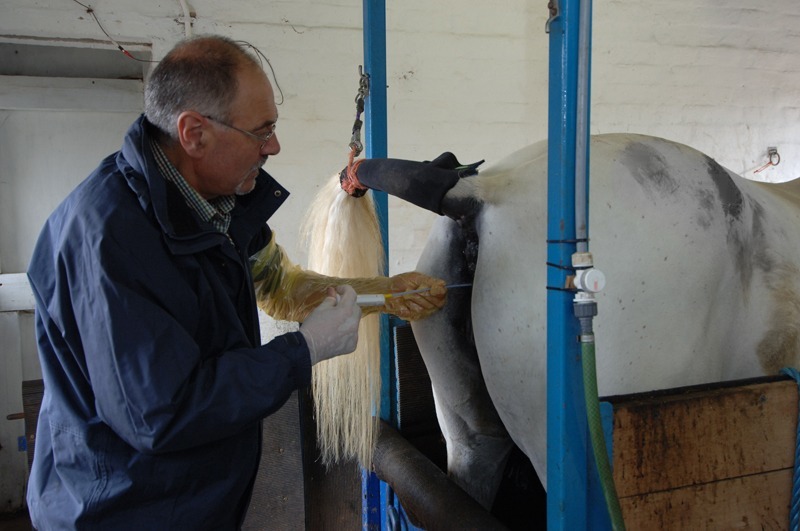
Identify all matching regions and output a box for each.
[385,0,800,272]
[2,0,798,269]
[1,0,798,513]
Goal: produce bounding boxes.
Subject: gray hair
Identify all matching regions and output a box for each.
[144,35,262,141]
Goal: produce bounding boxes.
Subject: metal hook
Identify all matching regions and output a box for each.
[753,146,782,174]
[349,66,370,156]
[768,146,781,166]
[545,0,560,33]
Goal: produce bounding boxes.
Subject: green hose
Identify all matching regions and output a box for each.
[581,338,626,530]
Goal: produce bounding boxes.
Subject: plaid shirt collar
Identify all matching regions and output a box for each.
[150,139,236,235]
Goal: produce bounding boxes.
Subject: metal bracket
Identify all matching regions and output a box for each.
[545,0,560,33]
[768,146,781,166]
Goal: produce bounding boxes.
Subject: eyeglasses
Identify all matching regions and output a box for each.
[204,115,276,149]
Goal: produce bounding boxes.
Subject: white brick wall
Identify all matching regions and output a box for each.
[1,0,798,273]
[386,0,800,272]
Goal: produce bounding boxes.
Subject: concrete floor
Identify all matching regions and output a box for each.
[0,510,33,531]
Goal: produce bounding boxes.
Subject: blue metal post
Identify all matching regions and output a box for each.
[361,1,391,530]
[362,0,390,371]
[546,0,598,528]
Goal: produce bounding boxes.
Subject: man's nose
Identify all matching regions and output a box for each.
[261,134,280,156]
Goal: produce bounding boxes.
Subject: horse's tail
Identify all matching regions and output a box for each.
[301,174,383,468]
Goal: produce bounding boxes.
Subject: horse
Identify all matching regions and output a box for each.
[305,132,800,509]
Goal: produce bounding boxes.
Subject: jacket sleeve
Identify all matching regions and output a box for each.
[47,218,312,455]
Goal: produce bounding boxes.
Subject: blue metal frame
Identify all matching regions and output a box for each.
[379,317,427,531]
[360,1,392,530]
[361,0,391,421]
[547,0,610,529]
[545,0,588,520]
[359,0,609,527]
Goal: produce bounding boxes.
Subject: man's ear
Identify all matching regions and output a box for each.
[175,111,209,158]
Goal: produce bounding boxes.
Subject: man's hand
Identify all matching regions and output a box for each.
[385,272,448,321]
[300,285,362,364]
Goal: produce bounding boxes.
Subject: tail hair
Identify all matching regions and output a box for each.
[300,174,383,468]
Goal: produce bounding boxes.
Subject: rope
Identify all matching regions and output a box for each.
[780,367,800,531]
[342,149,367,196]
[546,261,575,272]
[546,238,589,244]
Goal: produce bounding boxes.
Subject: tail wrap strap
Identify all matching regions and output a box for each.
[339,153,484,215]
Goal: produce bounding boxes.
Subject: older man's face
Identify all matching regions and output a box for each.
[198,65,280,198]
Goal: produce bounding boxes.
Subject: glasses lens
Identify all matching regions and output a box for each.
[263,124,276,142]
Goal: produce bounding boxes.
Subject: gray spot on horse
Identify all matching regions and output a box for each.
[692,155,772,292]
[749,202,772,274]
[725,191,774,296]
[705,156,743,221]
[622,142,679,198]
[694,188,715,229]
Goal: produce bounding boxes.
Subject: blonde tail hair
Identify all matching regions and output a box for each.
[301,174,383,468]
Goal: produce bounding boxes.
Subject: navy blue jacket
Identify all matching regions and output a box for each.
[26,115,312,530]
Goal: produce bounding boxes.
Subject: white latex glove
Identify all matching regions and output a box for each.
[300,285,362,365]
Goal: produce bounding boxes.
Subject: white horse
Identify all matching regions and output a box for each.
[308,133,800,509]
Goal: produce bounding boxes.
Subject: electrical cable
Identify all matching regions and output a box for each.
[69,0,155,63]
[235,40,285,105]
[68,2,284,107]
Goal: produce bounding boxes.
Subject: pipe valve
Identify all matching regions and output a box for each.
[572,252,606,296]
[575,268,606,294]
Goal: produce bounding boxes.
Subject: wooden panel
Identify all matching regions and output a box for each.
[611,378,797,497]
[619,468,791,530]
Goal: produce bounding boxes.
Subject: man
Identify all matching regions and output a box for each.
[26,35,445,529]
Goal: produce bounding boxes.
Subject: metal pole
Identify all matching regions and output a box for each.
[361,1,390,529]
[361,0,390,422]
[546,0,596,528]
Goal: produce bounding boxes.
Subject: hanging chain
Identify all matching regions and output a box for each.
[349,66,370,157]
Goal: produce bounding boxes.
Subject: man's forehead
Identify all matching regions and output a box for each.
[233,67,277,116]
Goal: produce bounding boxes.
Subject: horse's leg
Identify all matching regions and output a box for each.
[411,216,514,509]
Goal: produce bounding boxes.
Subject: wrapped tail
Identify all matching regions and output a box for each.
[341,152,483,217]
[301,152,483,468]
